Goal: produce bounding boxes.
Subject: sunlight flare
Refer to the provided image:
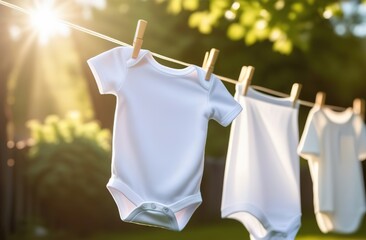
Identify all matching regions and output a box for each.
[29,1,69,45]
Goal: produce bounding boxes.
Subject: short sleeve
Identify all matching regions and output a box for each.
[298,110,320,159]
[357,119,366,160]
[208,76,242,127]
[87,47,126,95]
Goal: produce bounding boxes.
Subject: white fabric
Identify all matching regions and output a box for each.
[298,106,366,233]
[87,46,242,231]
[221,85,301,240]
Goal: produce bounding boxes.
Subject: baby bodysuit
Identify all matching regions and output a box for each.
[298,106,366,233]
[221,85,302,240]
[87,46,242,231]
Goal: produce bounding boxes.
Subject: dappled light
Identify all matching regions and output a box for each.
[164,0,366,54]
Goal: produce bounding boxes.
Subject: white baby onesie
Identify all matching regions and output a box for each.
[298,106,366,233]
[87,46,242,231]
[221,85,302,240]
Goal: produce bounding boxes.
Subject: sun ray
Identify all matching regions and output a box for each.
[28,0,70,45]
[6,0,94,139]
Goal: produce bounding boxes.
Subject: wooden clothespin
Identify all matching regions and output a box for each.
[204,48,220,80]
[315,91,326,108]
[238,66,255,96]
[202,51,209,69]
[353,98,365,120]
[290,83,302,108]
[132,19,148,59]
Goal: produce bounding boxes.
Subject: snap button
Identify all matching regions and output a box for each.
[163,207,169,213]
[151,203,156,209]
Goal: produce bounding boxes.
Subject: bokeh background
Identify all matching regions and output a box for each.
[1,0,366,239]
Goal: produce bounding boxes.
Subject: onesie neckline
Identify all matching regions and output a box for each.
[127,48,210,89]
[320,107,354,125]
[136,49,196,77]
[239,86,293,108]
[147,52,195,76]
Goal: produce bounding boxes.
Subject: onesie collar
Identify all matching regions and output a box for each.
[126,49,150,68]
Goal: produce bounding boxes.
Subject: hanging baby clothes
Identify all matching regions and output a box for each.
[87,46,242,231]
[221,85,301,240]
[298,106,366,233]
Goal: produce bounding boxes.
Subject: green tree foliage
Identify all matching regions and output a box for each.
[160,0,346,54]
[26,112,116,235]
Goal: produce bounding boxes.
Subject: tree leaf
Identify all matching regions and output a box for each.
[167,0,182,15]
[292,2,304,13]
[183,0,199,11]
[227,23,245,40]
[240,10,258,27]
[188,11,204,28]
[273,38,293,55]
[245,29,257,45]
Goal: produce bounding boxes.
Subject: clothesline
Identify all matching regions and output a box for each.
[0,0,346,111]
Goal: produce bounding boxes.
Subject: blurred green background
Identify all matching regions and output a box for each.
[1,0,366,239]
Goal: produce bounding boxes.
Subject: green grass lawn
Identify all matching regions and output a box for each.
[10,215,366,240]
[89,216,366,240]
